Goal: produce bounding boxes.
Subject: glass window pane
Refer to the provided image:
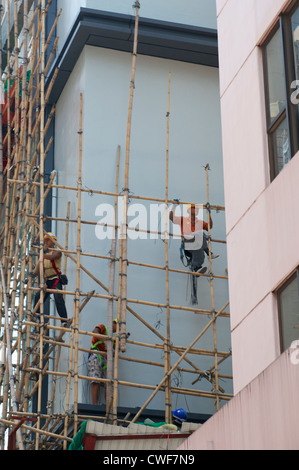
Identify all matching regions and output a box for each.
[265,28,286,124]
[279,274,299,352]
[292,7,299,81]
[271,117,291,174]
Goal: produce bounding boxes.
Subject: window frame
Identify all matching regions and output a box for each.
[262,3,299,181]
[277,268,299,353]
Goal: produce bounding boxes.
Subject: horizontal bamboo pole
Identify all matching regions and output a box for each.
[0,418,72,444]
[8,179,225,211]
[29,244,228,279]
[27,286,230,317]
[26,212,227,247]
[23,369,230,402]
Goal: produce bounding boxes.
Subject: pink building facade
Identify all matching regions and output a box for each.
[179,0,299,450]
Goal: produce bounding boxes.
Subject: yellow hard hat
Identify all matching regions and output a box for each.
[43,232,57,242]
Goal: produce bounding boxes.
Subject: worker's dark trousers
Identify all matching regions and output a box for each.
[33,278,68,322]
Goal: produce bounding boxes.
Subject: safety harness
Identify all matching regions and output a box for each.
[180,232,208,305]
[50,260,62,289]
[43,257,68,289]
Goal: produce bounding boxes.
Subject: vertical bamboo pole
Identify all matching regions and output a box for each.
[63,201,71,301]
[120,0,140,353]
[164,72,172,423]
[63,323,75,448]
[2,0,28,439]
[0,2,11,447]
[23,19,39,410]
[2,0,11,275]
[0,262,24,449]
[205,163,219,411]
[15,0,29,408]
[7,0,23,341]
[35,0,46,449]
[106,145,120,418]
[112,236,123,424]
[63,95,83,448]
[73,93,83,436]
[62,97,83,449]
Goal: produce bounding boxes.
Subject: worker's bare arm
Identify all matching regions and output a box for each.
[44,250,62,261]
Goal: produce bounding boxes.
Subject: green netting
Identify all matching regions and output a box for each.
[68,421,88,451]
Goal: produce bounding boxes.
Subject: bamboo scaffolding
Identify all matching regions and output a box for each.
[131,301,229,424]
[0,0,233,450]
[0,0,32,449]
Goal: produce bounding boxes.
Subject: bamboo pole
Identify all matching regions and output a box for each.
[27,210,228,249]
[1,0,11,275]
[27,284,229,318]
[120,0,140,354]
[0,262,24,449]
[73,93,83,437]
[205,163,220,411]
[14,0,29,410]
[106,145,121,418]
[8,177,225,212]
[0,1,12,447]
[63,202,71,300]
[112,234,123,424]
[35,0,46,450]
[164,72,172,423]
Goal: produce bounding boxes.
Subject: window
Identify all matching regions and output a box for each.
[277,270,299,353]
[263,3,299,180]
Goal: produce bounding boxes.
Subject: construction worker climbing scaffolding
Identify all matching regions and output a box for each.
[30,232,68,325]
[169,201,219,304]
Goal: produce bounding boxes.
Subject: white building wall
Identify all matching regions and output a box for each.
[52,3,231,418]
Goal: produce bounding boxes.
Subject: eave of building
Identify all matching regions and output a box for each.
[46,7,219,105]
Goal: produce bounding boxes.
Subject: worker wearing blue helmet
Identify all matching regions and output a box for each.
[172,408,187,425]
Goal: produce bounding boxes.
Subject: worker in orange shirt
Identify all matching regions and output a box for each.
[169,202,219,273]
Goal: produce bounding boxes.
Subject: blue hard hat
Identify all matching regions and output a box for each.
[172,408,187,423]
